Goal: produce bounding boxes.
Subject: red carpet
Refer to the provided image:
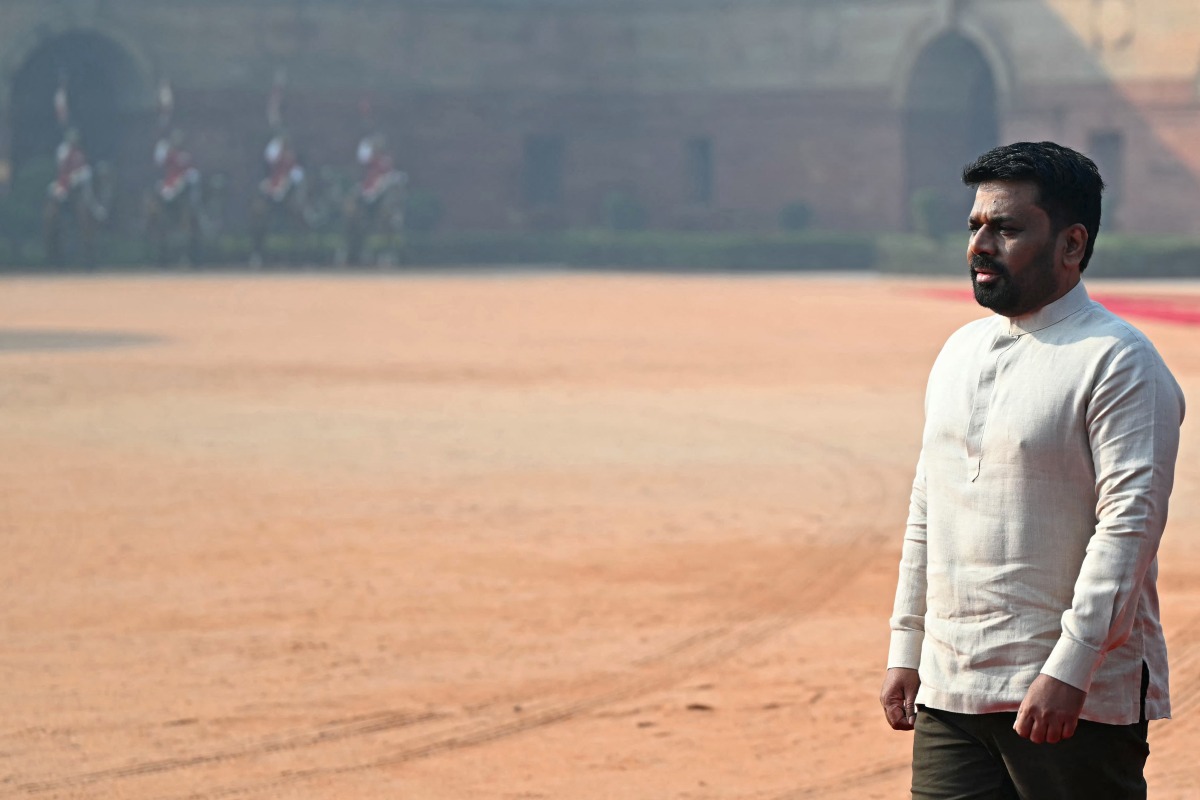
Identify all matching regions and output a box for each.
[920,288,1200,327]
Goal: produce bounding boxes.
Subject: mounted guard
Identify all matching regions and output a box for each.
[344,129,406,265]
[143,78,212,265]
[250,69,316,266]
[44,78,108,268]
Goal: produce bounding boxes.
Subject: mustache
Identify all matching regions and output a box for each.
[970,254,1008,276]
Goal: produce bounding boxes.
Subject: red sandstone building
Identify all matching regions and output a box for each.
[1,0,1198,236]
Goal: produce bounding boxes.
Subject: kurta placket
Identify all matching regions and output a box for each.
[965,330,1021,482]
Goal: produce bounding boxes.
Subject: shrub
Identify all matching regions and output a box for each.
[874,233,965,275]
[404,188,444,233]
[909,187,963,240]
[602,191,648,232]
[0,156,56,260]
[778,201,813,232]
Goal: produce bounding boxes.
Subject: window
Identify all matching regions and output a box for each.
[685,137,713,205]
[1088,130,1124,228]
[522,135,564,205]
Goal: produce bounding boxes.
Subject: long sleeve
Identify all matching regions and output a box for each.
[1040,340,1185,691]
[888,451,929,669]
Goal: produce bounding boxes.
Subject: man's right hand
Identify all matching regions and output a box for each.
[880,667,921,731]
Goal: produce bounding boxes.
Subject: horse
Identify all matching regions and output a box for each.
[343,168,406,267]
[248,169,321,267]
[144,172,225,267]
[44,161,112,269]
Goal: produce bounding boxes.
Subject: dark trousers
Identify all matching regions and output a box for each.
[911,668,1151,800]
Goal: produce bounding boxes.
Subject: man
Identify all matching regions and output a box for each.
[355,132,405,206]
[260,130,305,203]
[880,141,1184,799]
[48,128,93,205]
[154,128,201,207]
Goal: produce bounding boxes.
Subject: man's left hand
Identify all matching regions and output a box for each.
[1014,674,1087,744]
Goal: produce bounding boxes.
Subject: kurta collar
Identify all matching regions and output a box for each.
[1004,280,1091,335]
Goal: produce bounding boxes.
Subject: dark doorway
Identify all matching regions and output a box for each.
[903,32,998,234]
[10,30,151,227]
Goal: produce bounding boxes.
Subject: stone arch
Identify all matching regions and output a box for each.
[8,28,152,169]
[901,30,1001,233]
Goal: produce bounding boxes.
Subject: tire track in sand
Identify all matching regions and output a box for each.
[7,409,899,799]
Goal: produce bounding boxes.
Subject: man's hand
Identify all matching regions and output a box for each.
[1014,674,1087,744]
[880,667,921,731]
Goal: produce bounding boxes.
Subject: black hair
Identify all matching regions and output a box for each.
[961,141,1105,272]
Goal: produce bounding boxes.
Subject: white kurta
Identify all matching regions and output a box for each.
[888,281,1185,725]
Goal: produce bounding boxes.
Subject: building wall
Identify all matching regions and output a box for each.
[0,0,1198,235]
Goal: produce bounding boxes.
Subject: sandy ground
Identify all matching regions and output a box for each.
[2,272,1199,799]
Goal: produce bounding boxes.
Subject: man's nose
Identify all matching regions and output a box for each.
[969,226,996,255]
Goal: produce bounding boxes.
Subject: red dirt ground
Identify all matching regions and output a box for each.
[2,273,1198,799]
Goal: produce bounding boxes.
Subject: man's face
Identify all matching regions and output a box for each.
[967,181,1063,317]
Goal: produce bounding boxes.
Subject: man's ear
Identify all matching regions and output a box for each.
[1060,223,1088,271]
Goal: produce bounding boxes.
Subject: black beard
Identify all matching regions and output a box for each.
[970,242,1060,316]
[970,255,1022,314]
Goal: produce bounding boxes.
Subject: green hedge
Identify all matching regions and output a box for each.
[1088,236,1200,279]
[874,233,1200,279]
[401,231,876,271]
[874,234,965,276]
[2,228,1199,278]
[0,230,877,272]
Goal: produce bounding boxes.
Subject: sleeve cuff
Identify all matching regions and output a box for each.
[887,629,924,670]
[1040,635,1103,692]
